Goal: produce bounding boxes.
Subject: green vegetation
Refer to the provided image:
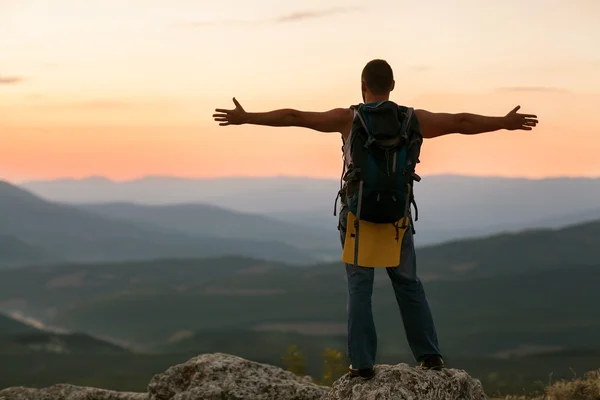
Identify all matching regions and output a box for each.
[541,369,600,400]
[281,345,347,386]
[505,369,600,399]
[281,345,307,376]
[2,261,594,357]
[317,348,348,386]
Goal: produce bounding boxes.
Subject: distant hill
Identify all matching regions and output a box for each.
[0,235,62,268]
[529,206,600,228]
[0,313,128,355]
[0,181,319,266]
[0,314,38,335]
[79,202,337,256]
[0,332,129,355]
[19,176,336,211]
[19,175,600,246]
[417,219,600,280]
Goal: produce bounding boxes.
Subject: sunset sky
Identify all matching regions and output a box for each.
[1,0,599,182]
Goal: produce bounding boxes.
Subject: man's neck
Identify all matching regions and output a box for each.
[364,95,390,104]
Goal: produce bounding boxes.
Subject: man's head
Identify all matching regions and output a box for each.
[361,59,395,102]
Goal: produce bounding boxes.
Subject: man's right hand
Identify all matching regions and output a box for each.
[213,98,249,126]
[502,106,538,131]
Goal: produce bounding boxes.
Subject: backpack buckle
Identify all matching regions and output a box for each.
[343,168,361,182]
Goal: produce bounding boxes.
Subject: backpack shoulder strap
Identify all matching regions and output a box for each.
[349,103,370,135]
[397,106,414,140]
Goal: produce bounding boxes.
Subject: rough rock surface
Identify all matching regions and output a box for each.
[325,363,488,400]
[0,354,490,400]
[147,353,329,400]
[0,384,147,400]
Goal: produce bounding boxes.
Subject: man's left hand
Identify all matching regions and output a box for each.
[213,98,248,126]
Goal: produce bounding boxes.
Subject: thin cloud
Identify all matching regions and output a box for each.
[496,86,570,94]
[0,75,25,85]
[274,7,359,23]
[181,6,360,28]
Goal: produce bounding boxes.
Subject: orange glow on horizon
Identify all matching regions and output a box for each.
[2,0,599,182]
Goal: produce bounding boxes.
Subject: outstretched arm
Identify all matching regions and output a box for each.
[213,98,353,134]
[416,106,538,139]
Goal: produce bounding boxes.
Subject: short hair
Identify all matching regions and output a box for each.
[361,59,394,95]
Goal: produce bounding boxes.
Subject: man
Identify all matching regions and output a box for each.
[212,59,538,379]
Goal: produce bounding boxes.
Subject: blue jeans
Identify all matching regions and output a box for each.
[338,206,442,369]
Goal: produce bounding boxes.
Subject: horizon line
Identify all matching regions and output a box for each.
[9,173,600,185]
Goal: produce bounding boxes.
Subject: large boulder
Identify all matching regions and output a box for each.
[147,353,329,400]
[0,384,147,400]
[325,363,488,400]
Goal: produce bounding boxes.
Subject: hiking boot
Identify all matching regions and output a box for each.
[348,364,376,380]
[419,355,445,370]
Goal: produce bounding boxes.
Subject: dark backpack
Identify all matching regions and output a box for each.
[336,101,423,265]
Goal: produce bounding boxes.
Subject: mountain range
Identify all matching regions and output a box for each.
[0,181,331,267]
[4,175,600,268]
[19,175,600,246]
[79,202,336,255]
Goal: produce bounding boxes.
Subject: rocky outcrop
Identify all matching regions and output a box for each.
[147,353,329,400]
[326,363,488,400]
[0,384,147,400]
[0,353,488,400]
